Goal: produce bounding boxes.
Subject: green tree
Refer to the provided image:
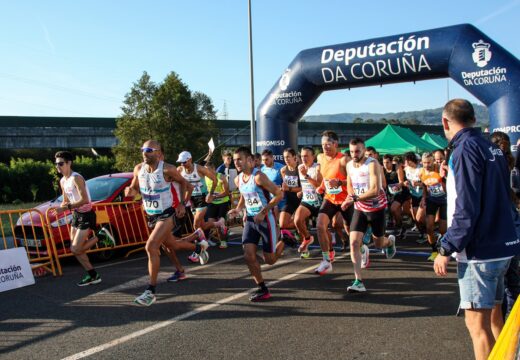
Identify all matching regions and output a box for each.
[113,71,218,171]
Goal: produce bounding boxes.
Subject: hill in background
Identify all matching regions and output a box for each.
[302,103,488,125]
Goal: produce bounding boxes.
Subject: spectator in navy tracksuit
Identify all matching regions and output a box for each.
[433,99,520,360]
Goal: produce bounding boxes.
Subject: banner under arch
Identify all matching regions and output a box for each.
[256,24,520,160]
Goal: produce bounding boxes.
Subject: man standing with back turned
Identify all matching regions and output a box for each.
[434,99,520,360]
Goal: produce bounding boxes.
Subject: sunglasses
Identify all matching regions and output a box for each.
[141,147,158,153]
[180,161,187,165]
[55,162,65,167]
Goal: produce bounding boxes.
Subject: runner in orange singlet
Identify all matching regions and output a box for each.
[313,130,353,275]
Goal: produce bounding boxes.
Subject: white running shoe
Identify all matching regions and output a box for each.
[347,279,367,293]
[134,290,156,306]
[385,235,397,259]
[188,252,199,263]
[198,240,209,265]
[361,244,370,269]
[314,260,333,275]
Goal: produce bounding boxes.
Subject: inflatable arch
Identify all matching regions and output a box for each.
[256,24,520,159]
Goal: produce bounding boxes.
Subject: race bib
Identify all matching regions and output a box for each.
[302,184,320,206]
[285,175,299,188]
[325,179,341,195]
[388,183,402,195]
[191,181,203,196]
[428,183,445,197]
[352,182,368,196]
[142,193,164,215]
[243,192,263,215]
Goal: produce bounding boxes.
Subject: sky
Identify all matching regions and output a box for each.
[0,0,518,120]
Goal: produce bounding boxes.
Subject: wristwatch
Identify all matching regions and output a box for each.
[437,237,453,256]
[352,195,359,202]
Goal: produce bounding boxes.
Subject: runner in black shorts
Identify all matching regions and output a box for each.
[404,152,426,241]
[294,147,323,258]
[382,154,410,237]
[279,148,301,244]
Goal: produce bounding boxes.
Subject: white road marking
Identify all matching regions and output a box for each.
[62,254,347,360]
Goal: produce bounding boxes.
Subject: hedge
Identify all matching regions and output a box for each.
[0,156,116,204]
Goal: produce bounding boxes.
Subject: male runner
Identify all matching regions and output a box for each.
[383,154,410,238]
[279,148,301,242]
[315,130,352,275]
[125,141,209,306]
[419,152,447,261]
[294,146,323,258]
[342,138,396,293]
[227,146,284,302]
[53,151,114,286]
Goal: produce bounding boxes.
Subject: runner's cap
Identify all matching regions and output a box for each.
[177,151,192,163]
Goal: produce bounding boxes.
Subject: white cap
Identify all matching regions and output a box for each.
[177,151,192,163]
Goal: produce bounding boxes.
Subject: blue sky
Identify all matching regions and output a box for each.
[0,0,518,119]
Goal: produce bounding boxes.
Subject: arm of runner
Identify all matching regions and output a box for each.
[69,175,90,209]
[54,180,70,214]
[254,172,282,224]
[397,165,405,185]
[280,166,289,191]
[124,164,141,198]
[227,176,244,218]
[214,173,230,199]
[357,161,381,201]
[341,171,354,210]
[198,165,217,203]
[164,164,188,217]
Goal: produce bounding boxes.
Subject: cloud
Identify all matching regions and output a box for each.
[475,0,520,25]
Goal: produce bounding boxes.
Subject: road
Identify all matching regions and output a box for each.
[0,229,472,360]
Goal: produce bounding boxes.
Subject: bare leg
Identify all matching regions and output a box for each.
[243,243,263,284]
[145,218,174,286]
[349,231,363,280]
[317,213,331,252]
[464,308,495,360]
[294,206,311,240]
[70,227,97,271]
[490,304,504,340]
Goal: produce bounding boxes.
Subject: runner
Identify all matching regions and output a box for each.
[227,146,285,302]
[342,138,396,293]
[177,151,226,262]
[279,148,301,244]
[124,141,209,306]
[204,162,230,248]
[403,152,426,243]
[294,146,323,258]
[315,130,353,275]
[260,149,285,223]
[419,152,447,261]
[382,154,410,238]
[53,151,113,286]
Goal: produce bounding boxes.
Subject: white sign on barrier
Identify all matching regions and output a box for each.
[0,247,35,292]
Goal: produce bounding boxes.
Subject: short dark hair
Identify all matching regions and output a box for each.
[383,154,393,161]
[443,99,476,126]
[321,130,338,142]
[349,137,365,146]
[254,152,261,160]
[261,149,273,156]
[433,149,445,156]
[222,150,232,157]
[404,152,417,163]
[301,146,315,155]
[55,151,73,162]
[283,148,297,157]
[235,146,253,158]
[366,146,376,153]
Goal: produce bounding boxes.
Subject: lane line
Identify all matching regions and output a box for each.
[62,255,346,360]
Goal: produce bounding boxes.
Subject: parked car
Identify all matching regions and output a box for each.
[15,173,148,259]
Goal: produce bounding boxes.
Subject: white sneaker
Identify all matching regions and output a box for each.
[134,290,156,306]
[188,252,199,263]
[314,260,332,275]
[361,244,370,269]
[195,228,207,242]
[347,279,366,293]
[198,240,209,265]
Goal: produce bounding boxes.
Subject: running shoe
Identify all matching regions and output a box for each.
[167,270,187,282]
[198,240,210,265]
[300,251,311,259]
[188,252,199,263]
[98,226,116,247]
[249,288,271,302]
[416,233,428,244]
[219,240,228,249]
[384,235,397,259]
[215,218,228,237]
[361,244,370,269]
[362,226,373,245]
[280,229,297,247]
[298,235,314,253]
[410,225,419,232]
[427,251,438,262]
[329,249,336,263]
[347,279,367,293]
[207,238,219,247]
[134,290,156,306]
[314,260,333,275]
[77,273,101,287]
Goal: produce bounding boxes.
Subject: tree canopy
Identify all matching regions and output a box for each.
[113,71,218,171]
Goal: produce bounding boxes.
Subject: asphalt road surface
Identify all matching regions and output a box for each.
[1,229,473,360]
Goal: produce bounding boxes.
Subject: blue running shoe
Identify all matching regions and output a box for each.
[362,226,372,245]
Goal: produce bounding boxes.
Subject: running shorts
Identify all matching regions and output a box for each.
[350,208,386,237]
[71,210,96,231]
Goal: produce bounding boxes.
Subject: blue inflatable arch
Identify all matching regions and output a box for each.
[256,24,520,159]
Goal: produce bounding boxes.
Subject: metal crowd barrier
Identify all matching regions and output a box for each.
[0,208,57,276]
[44,201,150,275]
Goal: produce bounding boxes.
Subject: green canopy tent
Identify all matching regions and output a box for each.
[365,124,438,155]
[421,132,448,149]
